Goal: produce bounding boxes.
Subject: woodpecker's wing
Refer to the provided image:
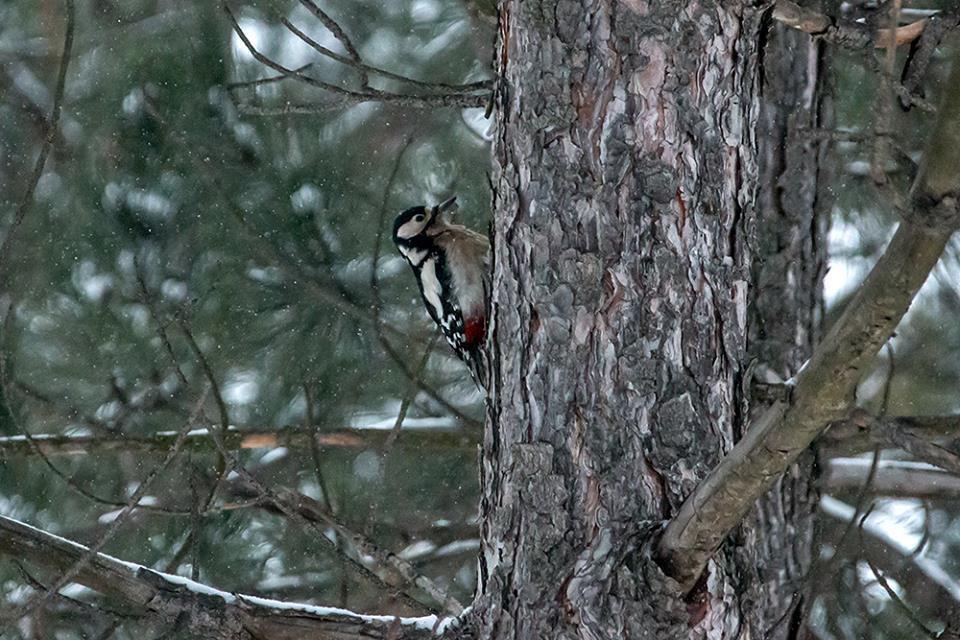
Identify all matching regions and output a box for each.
[430,224,489,321]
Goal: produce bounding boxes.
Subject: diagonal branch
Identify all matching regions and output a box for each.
[657,48,960,592]
[0,515,452,639]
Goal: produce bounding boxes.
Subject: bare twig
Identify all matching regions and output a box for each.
[864,557,939,638]
[879,342,896,415]
[135,256,189,387]
[0,0,74,285]
[229,480,465,616]
[298,0,366,85]
[872,419,960,477]
[385,333,440,451]
[869,0,900,186]
[280,18,489,94]
[825,458,960,499]
[900,15,953,109]
[224,5,486,109]
[370,137,415,329]
[821,496,960,602]
[226,63,313,89]
[231,100,348,116]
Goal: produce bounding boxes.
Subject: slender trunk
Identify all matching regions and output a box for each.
[743,22,831,638]
[470,2,828,639]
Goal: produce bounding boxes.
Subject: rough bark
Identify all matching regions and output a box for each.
[738,21,831,639]
[473,2,773,638]
[657,46,960,591]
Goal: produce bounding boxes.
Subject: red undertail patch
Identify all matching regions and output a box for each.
[464,315,486,348]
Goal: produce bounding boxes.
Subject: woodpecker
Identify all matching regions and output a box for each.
[392,197,489,387]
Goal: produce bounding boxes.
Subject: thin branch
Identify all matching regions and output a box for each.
[658,47,960,592]
[228,480,465,616]
[231,100,348,116]
[385,333,440,451]
[825,457,960,499]
[225,63,313,90]
[820,496,960,602]
[869,0,900,186]
[298,0,366,84]
[177,321,458,615]
[371,137,414,331]
[864,557,939,638]
[0,0,74,285]
[900,14,950,109]
[280,17,489,94]
[0,423,478,457]
[3,392,206,622]
[224,5,486,109]
[366,332,441,534]
[0,515,450,640]
[303,382,334,510]
[872,417,960,476]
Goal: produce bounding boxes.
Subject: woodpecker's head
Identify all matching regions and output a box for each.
[392,197,458,246]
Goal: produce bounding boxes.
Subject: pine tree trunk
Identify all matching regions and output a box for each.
[470,2,829,639]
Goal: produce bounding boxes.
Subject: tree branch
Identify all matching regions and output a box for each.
[0,515,452,639]
[0,423,478,457]
[224,5,486,109]
[820,496,960,603]
[280,17,489,94]
[772,1,946,48]
[825,457,960,499]
[0,0,74,286]
[657,48,960,592]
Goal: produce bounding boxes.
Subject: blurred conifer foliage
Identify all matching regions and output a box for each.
[0,1,492,632]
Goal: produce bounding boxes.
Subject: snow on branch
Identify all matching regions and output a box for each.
[657,47,960,592]
[0,423,478,457]
[0,514,456,639]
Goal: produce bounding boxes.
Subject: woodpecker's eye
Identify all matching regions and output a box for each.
[414,214,425,222]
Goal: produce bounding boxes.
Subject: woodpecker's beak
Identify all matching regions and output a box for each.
[437,196,458,214]
[425,197,457,230]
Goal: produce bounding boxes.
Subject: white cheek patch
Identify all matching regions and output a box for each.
[398,220,424,239]
[419,258,444,319]
[399,246,426,265]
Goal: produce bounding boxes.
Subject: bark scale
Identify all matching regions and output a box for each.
[469,2,828,639]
